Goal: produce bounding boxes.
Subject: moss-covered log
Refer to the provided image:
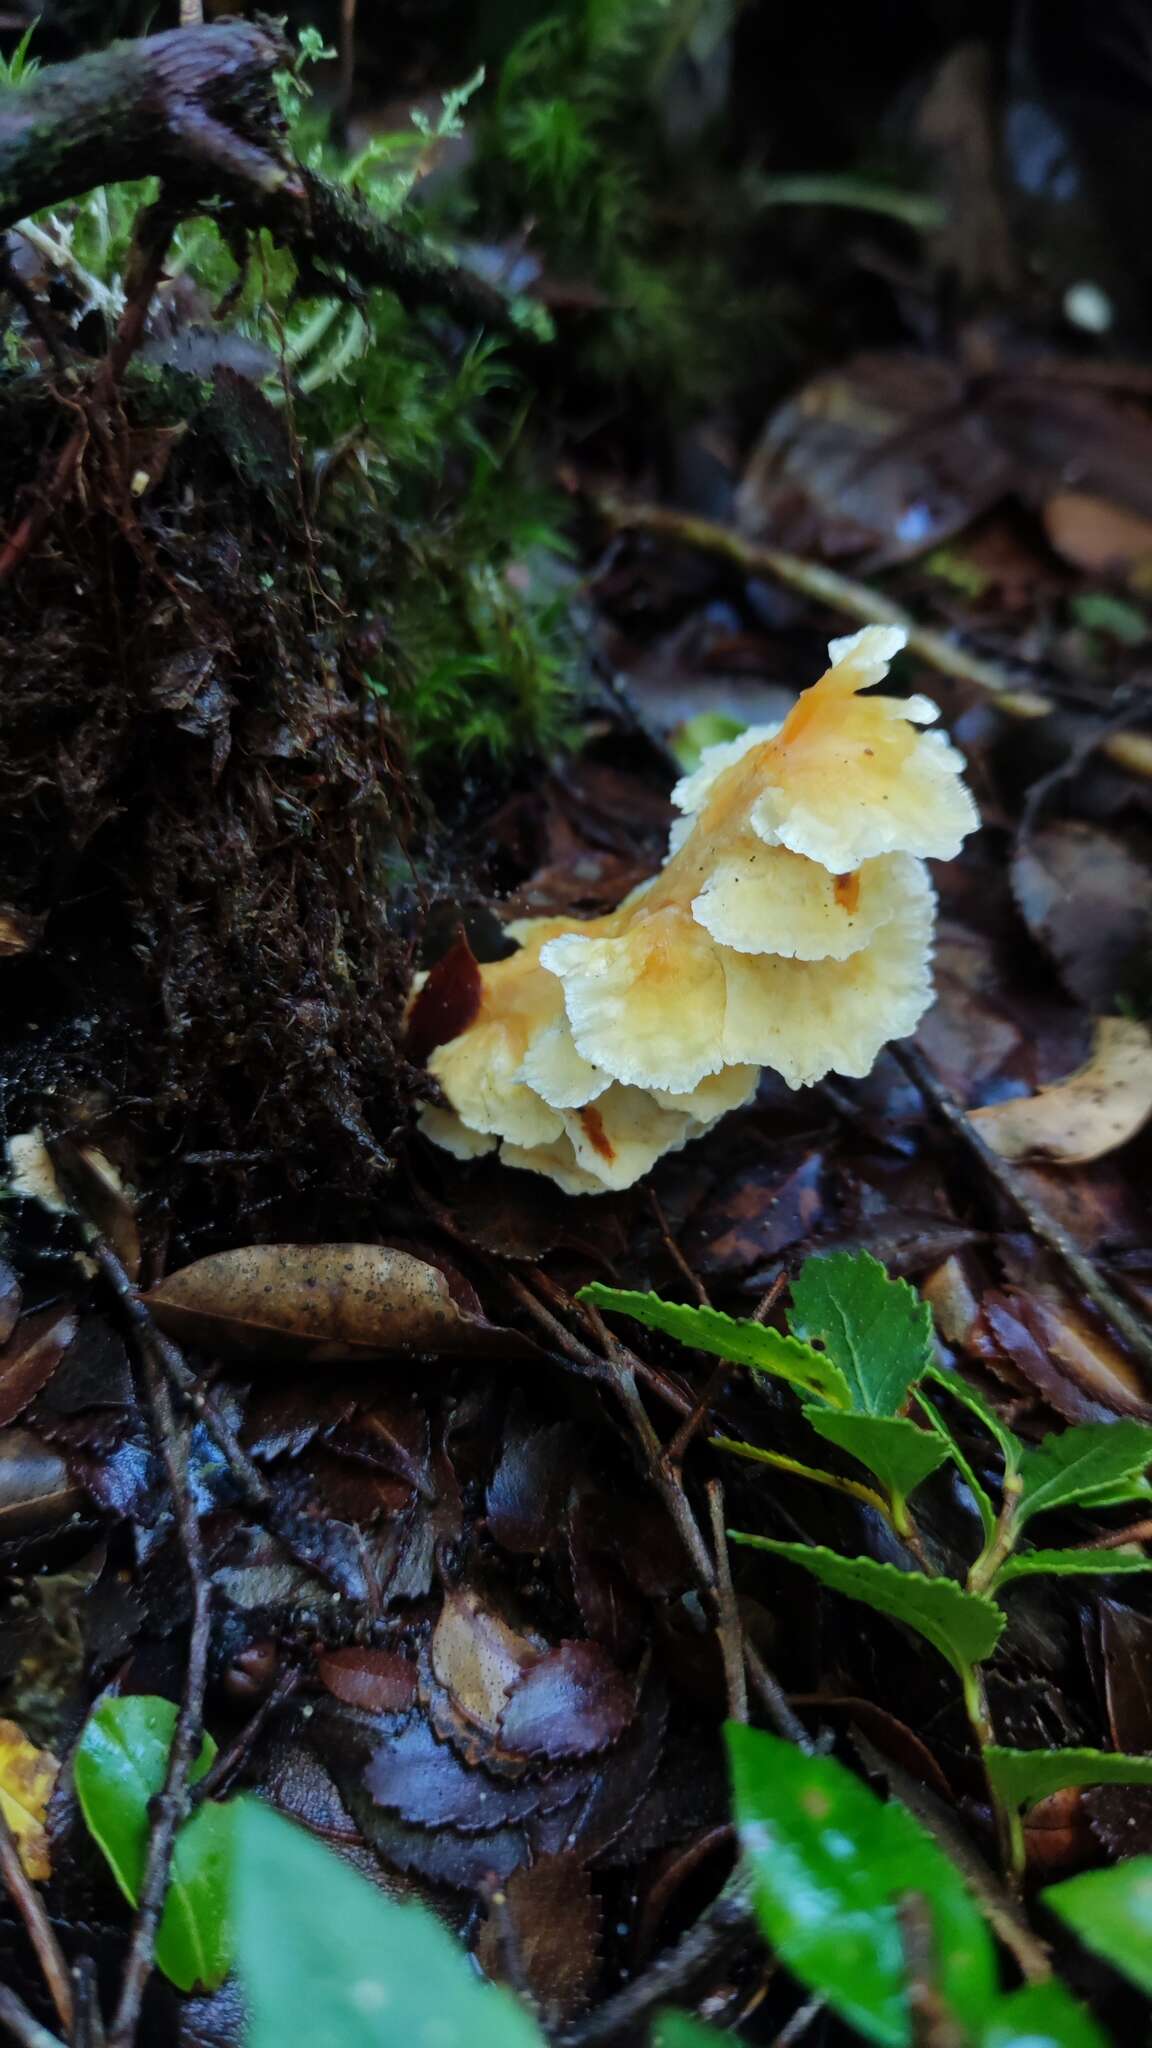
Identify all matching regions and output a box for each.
[0,21,518,332]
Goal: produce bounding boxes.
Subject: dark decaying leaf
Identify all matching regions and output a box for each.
[476,1854,601,2024]
[499,1643,638,1761]
[486,1421,582,1556]
[147,1244,536,1363]
[364,1713,567,1834]
[0,1427,85,1539]
[406,931,483,1064]
[316,1649,419,1715]
[1012,821,1152,1009]
[687,1148,825,1275]
[981,1286,1152,1423]
[735,355,1010,565]
[0,1259,21,1345]
[0,1307,78,1428]
[0,904,44,958]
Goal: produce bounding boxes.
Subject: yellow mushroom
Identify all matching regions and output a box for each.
[416,625,978,1192]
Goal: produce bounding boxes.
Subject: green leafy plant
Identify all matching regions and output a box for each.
[1045,1856,1152,1999]
[233,1800,544,2048]
[4,27,574,768]
[583,1251,1152,1875]
[728,1723,1109,2048]
[0,20,41,88]
[74,1696,233,1991]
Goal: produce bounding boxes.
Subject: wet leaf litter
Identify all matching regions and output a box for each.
[6,4,1152,2045]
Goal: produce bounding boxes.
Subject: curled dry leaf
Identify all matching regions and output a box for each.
[0,1719,58,1880]
[429,1586,542,1739]
[0,1306,79,1428]
[970,1018,1152,1165]
[146,1243,537,1363]
[0,904,43,957]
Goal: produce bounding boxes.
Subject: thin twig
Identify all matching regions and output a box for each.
[708,1479,748,1722]
[648,1191,710,1305]
[611,1363,718,1589]
[0,1804,74,2038]
[0,1987,64,2048]
[895,1043,1152,1378]
[559,1880,757,2048]
[555,1281,812,1748]
[744,1642,816,1752]
[43,1138,213,2048]
[851,1731,1051,1983]
[192,1665,301,1804]
[70,1960,104,2048]
[592,492,1152,782]
[771,1997,826,2047]
[109,1347,212,2048]
[508,1268,694,1415]
[663,1360,730,1466]
[1076,1518,1152,1552]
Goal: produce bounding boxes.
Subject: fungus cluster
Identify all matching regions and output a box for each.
[416,626,979,1194]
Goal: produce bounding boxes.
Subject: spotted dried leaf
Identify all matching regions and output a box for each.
[971,1018,1152,1165]
[0,1719,58,1880]
[147,1244,536,1363]
[429,1588,543,1740]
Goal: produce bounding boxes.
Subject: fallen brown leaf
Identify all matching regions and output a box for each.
[1012,821,1152,1010]
[0,1307,79,1428]
[0,1719,58,1881]
[970,1017,1152,1164]
[476,1855,602,2023]
[146,1243,536,1363]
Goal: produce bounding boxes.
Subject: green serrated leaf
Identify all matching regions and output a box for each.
[727,1724,996,2048]
[1045,1856,1152,1998]
[994,1548,1152,1588]
[234,1801,544,2048]
[729,1538,1003,1680]
[921,1366,1021,1481]
[1016,1422,1152,1527]
[578,1285,850,1406]
[74,1697,232,1993]
[788,1251,933,1417]
[803,1409,950,1523]
[979,1980,1110,2048]
[985,1745,1152,1813]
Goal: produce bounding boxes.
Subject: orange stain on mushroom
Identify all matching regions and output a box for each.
[833,871,861,914]
[577,1104,616,1162]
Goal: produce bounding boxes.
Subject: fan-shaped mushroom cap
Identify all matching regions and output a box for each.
[414,624,977,1191]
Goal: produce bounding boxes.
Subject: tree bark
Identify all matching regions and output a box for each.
[0,21,519,333]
